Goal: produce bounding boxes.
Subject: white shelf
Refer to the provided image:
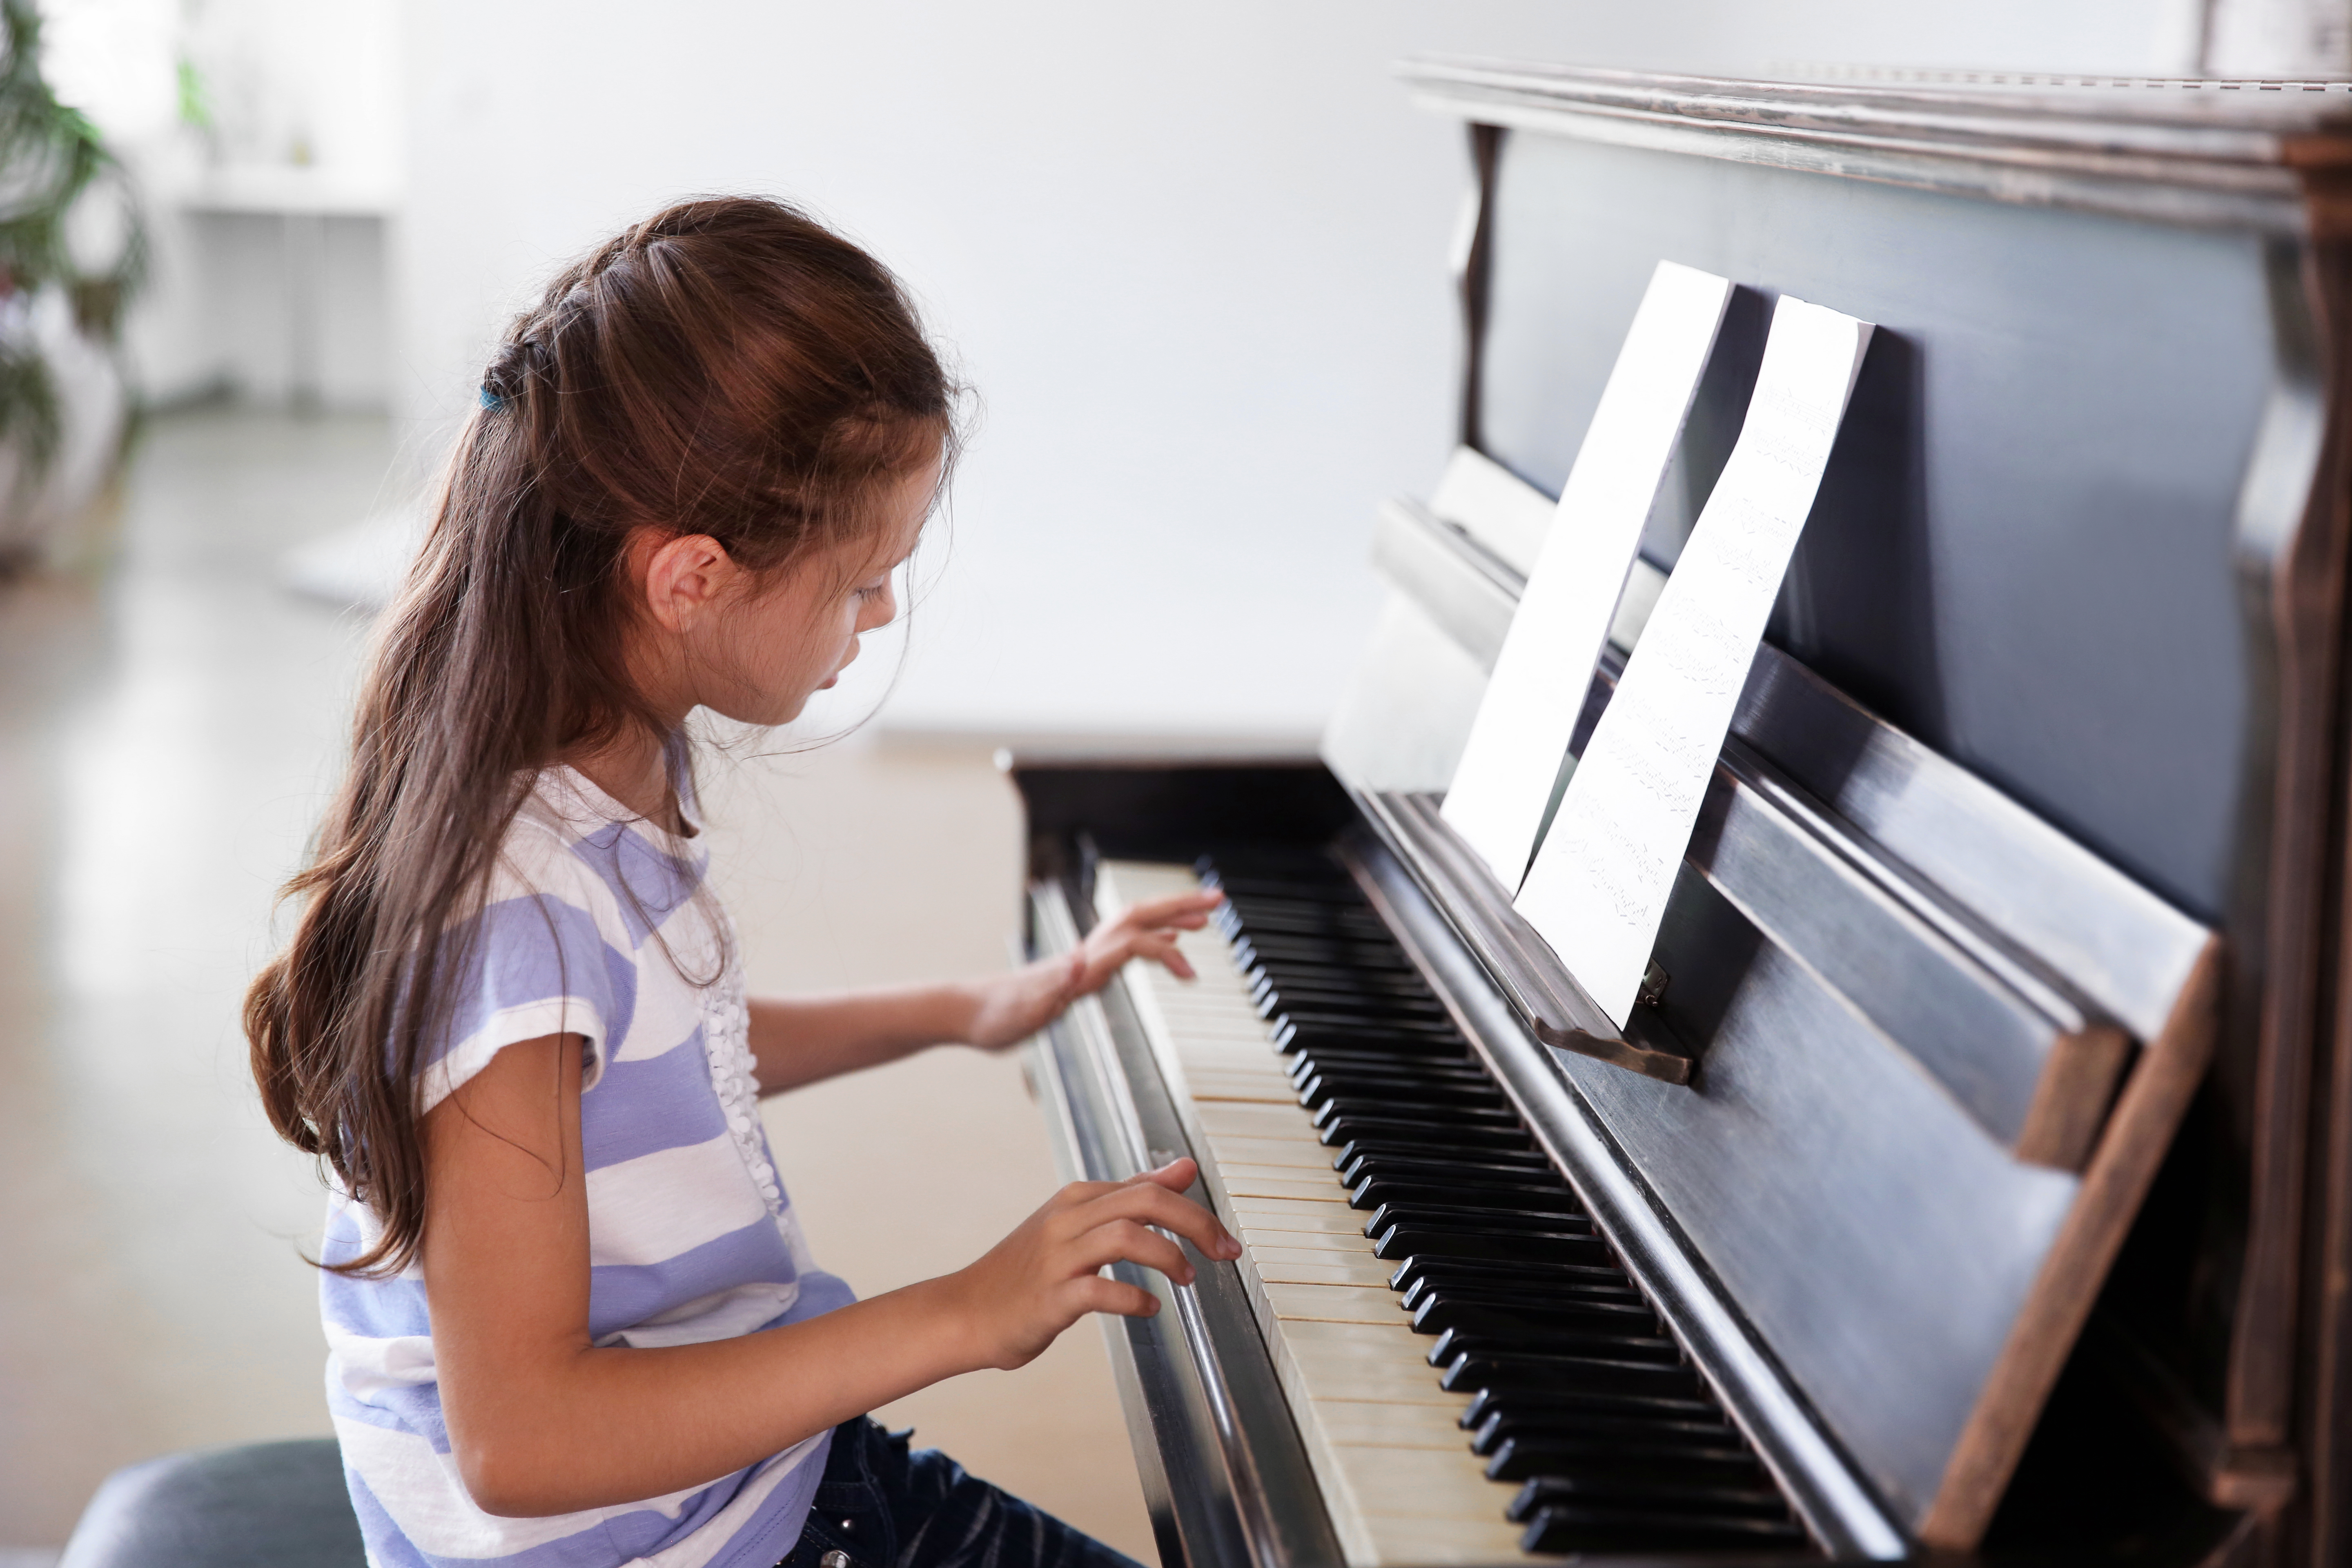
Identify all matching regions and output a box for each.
[175,165,400,218]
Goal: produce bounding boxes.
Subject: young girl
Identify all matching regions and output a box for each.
[244,196,1235,1568]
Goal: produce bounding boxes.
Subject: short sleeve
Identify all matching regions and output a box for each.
[413,845,639,1115]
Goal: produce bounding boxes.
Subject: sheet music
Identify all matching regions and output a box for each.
[1442,261,1733,889]
[1517,295,1875,1026]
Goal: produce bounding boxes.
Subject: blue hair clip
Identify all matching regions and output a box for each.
[478,384,506,413]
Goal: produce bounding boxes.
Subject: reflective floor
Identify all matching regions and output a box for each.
[0,409,1154,1558]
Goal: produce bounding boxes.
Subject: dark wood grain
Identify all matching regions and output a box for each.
[1922,940,2222,1545]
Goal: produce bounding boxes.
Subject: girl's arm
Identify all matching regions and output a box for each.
[748,889,1221,1094]
[425,1029,1237,1519]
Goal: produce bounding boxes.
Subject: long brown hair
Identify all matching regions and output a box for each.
[245,196,955,1277]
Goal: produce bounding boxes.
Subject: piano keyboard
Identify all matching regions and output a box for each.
[1095,853,1813,1565]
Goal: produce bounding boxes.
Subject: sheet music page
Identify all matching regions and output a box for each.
[1517,295,1875,1026]
[1441,261,1733,889]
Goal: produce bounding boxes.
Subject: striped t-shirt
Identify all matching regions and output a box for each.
[321,762,852,1568]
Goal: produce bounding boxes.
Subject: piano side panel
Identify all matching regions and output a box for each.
[1474,131,2274,930]
[1562,862,2079,1528]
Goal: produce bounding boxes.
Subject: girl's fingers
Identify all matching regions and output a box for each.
[1047,1178,1123,1210]
[1063,1273,1159,1321]
[1085,1174,1241,1260]
[1070,1217,1194,1285]
[1129,891,1223,924]
[1139,931,1197,980]
[1125,1156,1197,1192]
[1105,928,1194,982]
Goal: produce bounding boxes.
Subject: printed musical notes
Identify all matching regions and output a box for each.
[1443,262,1733,889]
[1518,295,1875,1027]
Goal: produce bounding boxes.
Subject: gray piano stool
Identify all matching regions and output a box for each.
[56,1439,363,1568]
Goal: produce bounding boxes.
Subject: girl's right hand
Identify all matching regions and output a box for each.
[947,1159,1241,1371]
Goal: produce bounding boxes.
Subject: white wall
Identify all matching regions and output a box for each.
[395,0,2213,748]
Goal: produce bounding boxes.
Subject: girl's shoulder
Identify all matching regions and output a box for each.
[494,764,711,933]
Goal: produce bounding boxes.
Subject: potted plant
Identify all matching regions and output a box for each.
[0,0,144,574]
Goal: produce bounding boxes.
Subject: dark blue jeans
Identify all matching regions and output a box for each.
[777,1418,1146,1568]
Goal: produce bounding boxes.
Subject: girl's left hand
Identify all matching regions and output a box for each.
[965,889,1225,1050]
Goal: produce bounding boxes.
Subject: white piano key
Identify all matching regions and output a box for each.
[1225,1173,1356,1203]
[1260,1261,1399,1288]
[1202,1135,1334,1168]
[1238,1225,1378,1255]
[1197,1102,1323,1138]
[1252,1242,1383,1266]
[1263,1282,1414,1325]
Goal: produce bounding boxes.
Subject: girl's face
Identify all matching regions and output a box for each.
[707,457,938,727]
[635,452,939,729]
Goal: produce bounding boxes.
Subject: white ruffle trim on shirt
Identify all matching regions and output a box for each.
[699,920,783,1216]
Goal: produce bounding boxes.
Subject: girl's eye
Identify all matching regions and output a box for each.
[855,581,888,602]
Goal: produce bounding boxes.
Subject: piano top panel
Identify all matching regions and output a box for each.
[1467,128,2280,927]
[1400,59,2352,236]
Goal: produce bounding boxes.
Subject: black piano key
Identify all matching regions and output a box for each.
[1461,1384,1728,1429]
[1390,1257,1642,1300]
[1517,1485,1806,1531]
[1439,1348,1711,1400]
[1221,908,1390,938]
[1234,946,1417,978]
[1232,937,1416,971]
[1519,1504,1809,1554]
[1423,1321,1684,1368]
[1486,1432,1775,1484]
[1411,1296,1672,1343]
[1254,980,1441,1015]
[1265,1002,1459,1033]
[1365,1203,1596,1237]
[1289,1049,1487,1079]
[1195,873,1357,900]
[1256,992,1454,1027]
[1252,978,1451,1014]
[1374,1227,1613,1266]
[1297,1067,1496,1102]
[1506,1473,1788,1522]
[1429,1324,1688,1367]
[1341,1154,1562,1185]
[1273,1021,1471,1058]
[1340,1153,1563,1188]
[1295,1058,1493,1088]
[1298,1067,1506,1100]
[1437,1337,1709,1384]
[1276,1016,1466,1047]
[1400,1276,1649,1311]
[1351,1177,1584,1216]
[1405,1296,1660,1345]
[1515,1486,1806,1532]
[1305,1083,1512,1119]
[1336,1141,1547,1176]
[1399,1276,1653,1318]
[1241,948,1423,976]
[1290,1048,1488,1079]
[1320,1115,1537,1153]
[1472,1409,1742,1459]
[1307,1083,1501,1114]
[1243,952,1423,982]
[1315,1097,1521,1131]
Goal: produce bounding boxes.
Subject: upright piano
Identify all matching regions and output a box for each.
[1016,61,2352,1567]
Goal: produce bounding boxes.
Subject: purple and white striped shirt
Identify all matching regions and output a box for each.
[322,763,852,1568]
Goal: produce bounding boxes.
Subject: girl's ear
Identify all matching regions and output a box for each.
[634,531,740,632]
